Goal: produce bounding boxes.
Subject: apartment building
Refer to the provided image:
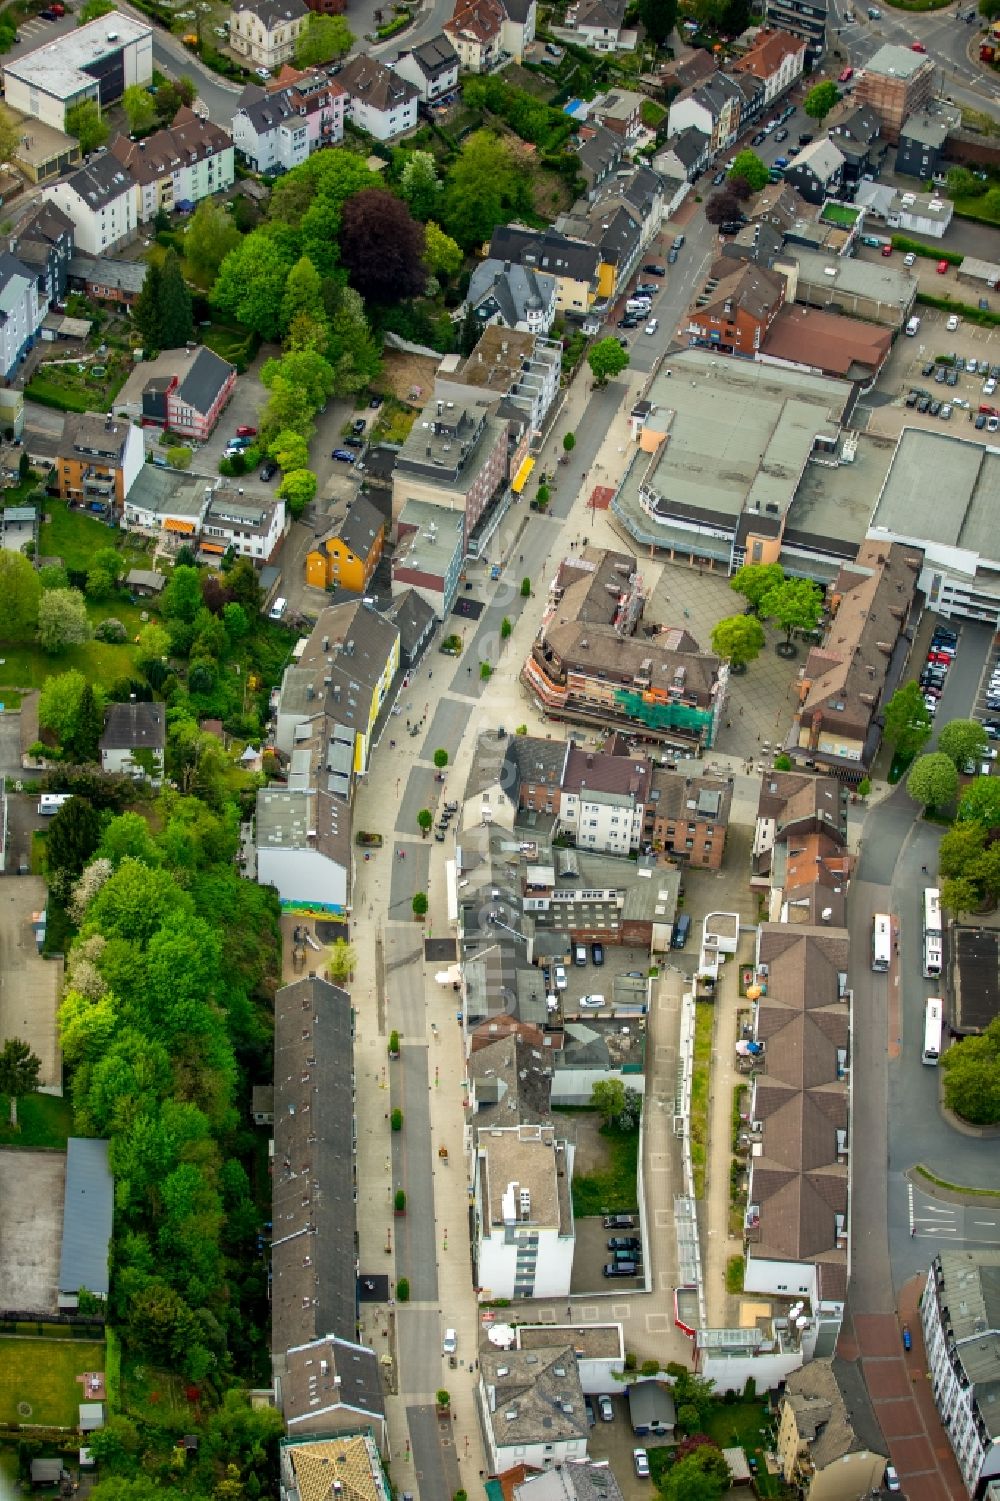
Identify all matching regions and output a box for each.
[392,398,510,556]
[645,768,732,869]
[0,252,42,382]
[731,27,805,104]
[782,136,845,204]
[11,201,75,306]
[473,1123,575,1300]
[338,54,419,140]
[558,743,651,855]
[777,1359,887,1499]
[686,258,786,356]
[56,411,144,509]
[921,1250,1000,1496]
[751,771,849,891]
[114,345,237,441]
[200,490,286,564]
[255,786,350,915]
[391,498,465,620]
[445,0,504,70]
[478,1346,589,1475]
[305,495,384,592]
[231,71,345,173]
[391,34,459,102]
[853,43,934,143]
[488,225,600,317]
[44,154,136,257]
[763,0,827,62]
[464,258,557,335]
[437,325,562,438]
[109,108,234,222]
[230,0,308,72]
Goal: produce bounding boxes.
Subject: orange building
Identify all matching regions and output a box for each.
[305,495,384,593]
[56,411,145,511]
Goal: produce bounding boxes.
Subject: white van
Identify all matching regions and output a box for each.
[905,316,921,336]
[625,297,651,314]
[268,596,288,620]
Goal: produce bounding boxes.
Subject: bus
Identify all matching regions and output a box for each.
[923,997,943,1066]
[872,913,892,972]
[923,887,943,979]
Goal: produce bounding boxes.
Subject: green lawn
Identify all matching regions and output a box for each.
[822,202,859,226]
[690,1000,714,1198]
[704,1401,781,1497]
[38,499,144,574]
[0,636,138,696]
[0,1092,74,1149]
[120,1350,192,1426]
[0,1336,106,1427]
[570,1122,639,1218]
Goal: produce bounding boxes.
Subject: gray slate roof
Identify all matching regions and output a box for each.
[232,0,307,26]
[467,258,555,327]
[58,1138,113,1298]
[69,254,148,294]
[60,154,132,210]
[175,346,235,417]
[100,701,165,753]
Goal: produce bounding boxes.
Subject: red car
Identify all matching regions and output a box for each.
[911,39,926,51]
[881,243,892,257]
[936,260,949,274]
[236,424,258,437]
[926,651,951,666]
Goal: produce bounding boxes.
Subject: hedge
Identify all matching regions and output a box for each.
[915,291,1000,327]
[890,234,962,265]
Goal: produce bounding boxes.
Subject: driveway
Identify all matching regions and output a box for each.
[0,862,62,1088]
[189,354,270,477]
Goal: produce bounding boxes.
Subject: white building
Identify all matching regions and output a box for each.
[478,1346,590,1476]
[474,1123,575,1301]
[255,787,350,917]
[2,12,153,132]
[391,34,459,103]
[99,701,165,785]
[0,251,42,381]
[338,54,418,141]
[435,326,562,440]
[921,1250,1000,1496]
[201,490,286,564]
[856,181,954,240]
[231,72,345,173]
[110,109,234,222]
[229,0,308,72]
[44,155,136,257]
[464,259,557,335]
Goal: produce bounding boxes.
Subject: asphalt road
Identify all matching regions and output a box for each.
[828,0,998,112]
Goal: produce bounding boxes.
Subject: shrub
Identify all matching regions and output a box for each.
[95,618,127,643]
[436,1389,451,1407]
[388,1029,400,1057]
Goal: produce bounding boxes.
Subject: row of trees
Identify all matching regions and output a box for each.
[0,552,96,653]
[709,563,824,669]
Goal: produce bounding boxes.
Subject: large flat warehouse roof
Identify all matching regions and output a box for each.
[4,12,151,99]
[870,427,1000,562]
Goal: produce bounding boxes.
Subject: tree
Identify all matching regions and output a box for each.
[882,681,932,760]
[939,821,987,880]
[132,259,162,349]
[269,430,310,474]
[942,1016,1000,1124]
[590,1077,626,1124]
[85,545,123,600]
[417,809,433,835]
[635,0,678,45]
[65,99,108,154]
[443,130,530,248]
[760,576,823,647]
[183,200,240,286]
[68,683,104,763]
[412,891,428,917]
[294,12,353,66]
[959,775,1000,829]
[399,150,442,220]
[78,0,115,20]
[728,149,768,191]
[46,796,102,890]
[162,566,203,624]
[729,561,784,613]
[459,304,480,357]
[39,669,89,745]
[262,348,335,410]
[211,233,293,342]
[158,250,194,347]
[326,285,382,396]
[803,80,840,125]
[938,718,989,769]
[521,577,531,598]
[705,191,741,226]
[433,749,449,768]
[946,164,987,199]
[423,221,463,280]
[0,106,18,170]
[480,661,492,680]
[222,602,248,641]
[0,550,41,638]
[907,752,959,815]
[942,874,978,918]
[340,189,426,304]
[588,337,630,386]
[281,255,325,335]
[660,1447,730,1501]
[122,83,156,135]
[278,469,318,518]
[38,588,90,652]
[711,614,765,670]
[0,1038,41,1128]
[326,937,356,984]
[500,617,512,640]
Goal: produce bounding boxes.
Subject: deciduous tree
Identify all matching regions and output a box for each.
[398,150,442,220]
[0,1038,41,1128]
[211,233,293,341]
[65,99,108,154]
[340,188,426,304]
[269,430,310,473]
[941,1015,1000,1124]
[907,752,959,814]
[728,149,768,191]
[588,337,630,386]
[882,681,932,760]
[635,0,678,45]
[958,774,1000,829]
[0,550,41,637]
[803,80,840,125]
[277,469,317,516]
[326,938,356,984]
[78,0,115,22]
[183,199,240,285]
[46,796,102,891]
[281,254,325,335]
[443,130,530,248]
[423,220,463,279]
[705,191,741,226]
[730,561,784,613]
[590,1078,626,1123]
[711,614,765,670]
[760,576,823,647]
[37,588,91,652]
[294,12,353,66]
[938,718,989,769]
[122,84,156,135]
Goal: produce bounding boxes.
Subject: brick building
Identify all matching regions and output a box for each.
[644,769,732,869]
[686,257,786,356]
[853,43,933,144]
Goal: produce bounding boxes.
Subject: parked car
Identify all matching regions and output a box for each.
[603,1214,636,1228]
[633,1450,650,1479]
[599,1397,614,1422]
[643,263,666,276]
[751,131,766,145]
[937,259,949,273]
[911,38,926,50]
[635,282,659,296]
[774,127,788,141]
[603,1261,638,1277]
[668,247,678,263]
[351,417,367,434]
[947,368,959,386]
[591,941,604,965]
[260,459,278,481]
[976,413,988,429]
[345,434,364,447]
[332,448,357,463]
[579,994,606,1008]
[608,1236,641,1251]
[255,66,270,80]
[442,1329,457,1355]
[553,964,568,990]
[712,170,726,185]
[881,243,893,257]
[236,424,257,437]
[645,319,659,335]
[934,367,947,384]
[884,1464,901,1493]
[904,252,916,267]
[947,314,960,330]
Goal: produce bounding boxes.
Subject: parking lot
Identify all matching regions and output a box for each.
[863,303,1000,440]
[585,1391,671,1499]
[543,943,653,1017]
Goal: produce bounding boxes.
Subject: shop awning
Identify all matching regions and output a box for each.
[200,542,225,554]
[512,456,535,494]
[163,517,195,534]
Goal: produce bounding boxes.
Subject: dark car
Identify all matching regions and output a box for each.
[332,448,357,463]
[922,361,935,377]
[351,417,366,434]
[635,283,659,296]
[260,459,278,481]
[984,720,1000,738]
[591,941,604,966]
[344,434,364,447]
[718,220,745,235]
[603,1261,639,1278]
[905,391,919,408]
[929,399,941,416]
[712,170,726,185]
[642,263,666,276]
[947,369,959,386]
[798,132,813,145]
[916,395,931,413]
[752,131,766,145]
[618,316,639,328]
[608,1236,641,1251]
[976,413,988,429]
[774,127,788,142]
[668,247,678,263]
[603,1214,636,1229]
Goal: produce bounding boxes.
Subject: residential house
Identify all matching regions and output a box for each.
[644,768,733,869]
[391,34,459,102]
[489,225,600,317]
[120,466,213,543]
[338,54,419,140]
[231,72,345,173]
[746,179,803,233]
[686,257,786,355]
[2,13,153,133]
[556,742,652,855]
[201,489,286,564]
[391,498,465,620]
[436,325,562,438]
[827,103,882,186]
[100,701,165,784]
[731,28,805,105]
[555,186,654,306]
[790,540,921,779]
[562,0,635,52]
[44,155,136,257]
[896,103,959,180]
[305,494,385,592]
[777,1359,887,1500]
[514,1463,625,1501]
[478,1345,589,1474]
[116,346,237,441]
[667,73,743,155]
[731,68,767,134]
[109,109,234,221]
[853,43,934,143]
[392,397,510,556]
[857,181,953,239]
[654,124,711,182]
[474,1122,576,1300]
[256,786,350,914]
[500,0,536,61]
[444,0,504,72]
[761,304,892,383]
[383,587,436,667]
[522,547,725,747]
[589,88,643,140]
[750,770,848,891]
[229,0,308,72]
[763,0,827,62]
[67,254,147,307]
[720,218,784,269]
[661,48,717,96]
[572,123,626,198]
[12,200,75,306]
[279,1438,390,1501]
[58,1138,113,1310]
[0,252,42,381]
[782,136,845,205]
[56,412,144,510]
[464,258,557,335]
[921,1250,1000,1498]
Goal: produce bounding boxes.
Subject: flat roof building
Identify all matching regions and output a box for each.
[781,247,918,327]
[4,12,153,132]
[58,1138,113,1308]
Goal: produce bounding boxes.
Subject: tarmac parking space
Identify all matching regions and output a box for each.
[586,1398,671,1500]
[572,1218,644,1296]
